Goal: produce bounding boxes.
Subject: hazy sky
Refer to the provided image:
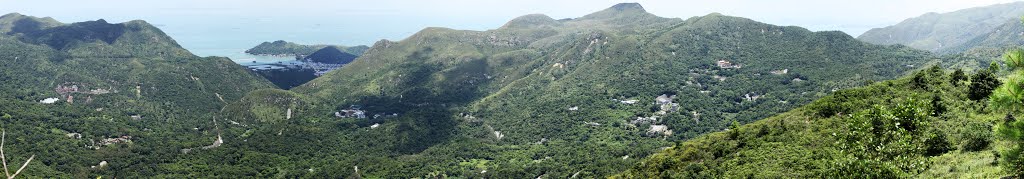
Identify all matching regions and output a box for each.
[1,0,1021,56]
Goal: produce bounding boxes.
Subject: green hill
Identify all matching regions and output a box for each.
[615,66,1006,178]
[211,3,948,178]
[858,2,1024,53]
[0,13,274,178]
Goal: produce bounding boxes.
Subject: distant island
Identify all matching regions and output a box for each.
[245,40,369,58]
[244,41,367,89]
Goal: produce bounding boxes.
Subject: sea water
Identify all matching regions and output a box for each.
[156,16,398,66]
[153,15,496,66]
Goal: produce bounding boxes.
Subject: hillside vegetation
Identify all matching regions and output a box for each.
[0,13,274,178]
[616,65,1007,178]
[207,3,958,178]
[0,3,1009,178]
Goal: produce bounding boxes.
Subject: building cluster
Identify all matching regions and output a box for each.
[335,105,368,118]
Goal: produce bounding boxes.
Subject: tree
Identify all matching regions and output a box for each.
[970,71,1001,101]
[931,94,945,116]
[990,61,1001,73]
[1005,49,1024,71]
[832,99,931,177]
[989,47,1024,176]
[950,69,967,86]
[924,129,951,156]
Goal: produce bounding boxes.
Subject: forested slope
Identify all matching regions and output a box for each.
[212,3,949,178]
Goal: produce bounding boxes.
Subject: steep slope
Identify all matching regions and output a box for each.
[858,2,1024,53]
[616,67,1004,178]
[210,3,946,178]
[0,14,274,178]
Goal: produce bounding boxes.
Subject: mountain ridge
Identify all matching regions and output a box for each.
[857,1,1024,53]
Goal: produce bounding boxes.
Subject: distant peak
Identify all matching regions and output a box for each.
[501,14,559,29]
[126,19,150,24]
[580,2,652,20]
[0,13,24,18]
[269,40,289,45]
[610,3,645,11]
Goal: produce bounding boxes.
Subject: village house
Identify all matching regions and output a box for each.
[647,124,672,137]
[631,116,659,125]
[54,84,79,94]
[655,94,680,112]
[655,94,673,105]
[337,110,366,118]
[617,99,639,104]
[99,136,133,146]
[66,132,82,139]
[717,60,741,69]
[770,69,789,75]
[39,98,59,104]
